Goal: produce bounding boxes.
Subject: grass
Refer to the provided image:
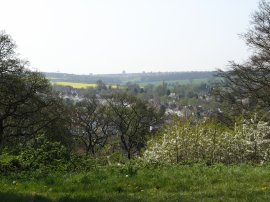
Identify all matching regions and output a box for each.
[1,164,270,201]
[53,82,119,89]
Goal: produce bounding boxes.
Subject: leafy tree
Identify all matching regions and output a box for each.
[125,82,141,95]
[155,81,168,97]
[96,80,107,91]
[0,31,70,150]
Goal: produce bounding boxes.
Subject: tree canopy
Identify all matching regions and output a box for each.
[0,31,70,150]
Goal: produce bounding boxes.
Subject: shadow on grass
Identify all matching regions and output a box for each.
[0,192,140,202]
[58,195,142,202]
[0,192,52,202]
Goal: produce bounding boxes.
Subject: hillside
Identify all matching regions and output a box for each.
[43,71,215,86]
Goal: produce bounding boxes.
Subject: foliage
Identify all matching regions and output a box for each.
[17,134,70,171]
[0,31,72,152]
[143,117,270,165]
[0,153,22,174]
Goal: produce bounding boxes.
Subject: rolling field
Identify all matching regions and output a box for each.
[52,79,209,89]
[45,71,214,88]
[139,78,209,86]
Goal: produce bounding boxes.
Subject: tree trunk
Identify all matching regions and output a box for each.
[120,134,130,159]
[0,119,4,151]
[127,151,131,159]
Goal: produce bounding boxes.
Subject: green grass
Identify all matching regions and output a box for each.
[1,164,270,201]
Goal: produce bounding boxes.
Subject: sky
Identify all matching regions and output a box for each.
[0,0,260,74]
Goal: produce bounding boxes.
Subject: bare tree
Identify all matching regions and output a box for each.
[105,93,160,159]
[73,97,110,155]
[216,1,270,116]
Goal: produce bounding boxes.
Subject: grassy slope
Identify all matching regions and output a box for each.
[1,164,270,201]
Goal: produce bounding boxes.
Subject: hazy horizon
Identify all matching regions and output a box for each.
[44,70,216,76]
[0,0,260,74]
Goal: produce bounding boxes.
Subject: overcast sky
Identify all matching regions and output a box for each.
[0,0,260,74]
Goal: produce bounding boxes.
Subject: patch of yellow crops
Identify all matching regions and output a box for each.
[54,82,97,88]
[53,82,119,89]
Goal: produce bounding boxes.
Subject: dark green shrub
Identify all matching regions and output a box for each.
[17,134,70,171]
[0,153,22,174]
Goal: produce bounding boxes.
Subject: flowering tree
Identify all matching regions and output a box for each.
[143,118,270,164]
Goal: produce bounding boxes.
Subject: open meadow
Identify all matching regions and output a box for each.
[1,164,270,202]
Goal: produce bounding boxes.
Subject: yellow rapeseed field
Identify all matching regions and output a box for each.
[54,82,97,88]
[53,82,119,89]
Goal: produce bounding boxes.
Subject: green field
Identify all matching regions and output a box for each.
[1,164,270,201]
[139,78,209,86]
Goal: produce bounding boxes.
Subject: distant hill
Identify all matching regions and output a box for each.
[43,71,216,86]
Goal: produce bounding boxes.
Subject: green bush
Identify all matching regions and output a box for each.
[0,135,106,174]
[0,153,22,174]
[0,134,74,174]
[17,134,70,171]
